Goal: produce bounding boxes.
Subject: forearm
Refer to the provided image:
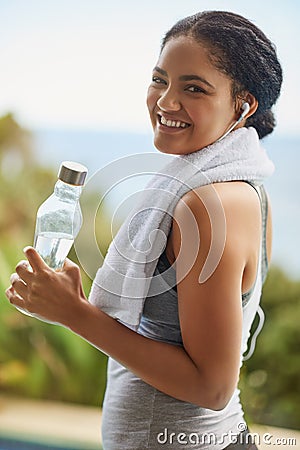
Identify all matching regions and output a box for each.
[67,298,226,410]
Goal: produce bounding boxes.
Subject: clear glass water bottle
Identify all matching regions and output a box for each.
[16,161,88,319]
[34,161,88,269]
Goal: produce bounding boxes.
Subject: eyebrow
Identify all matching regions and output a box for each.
[153,66,215,90]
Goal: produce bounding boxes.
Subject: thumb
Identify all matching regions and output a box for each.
[23,246,49,272]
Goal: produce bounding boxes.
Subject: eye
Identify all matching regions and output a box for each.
[185,85,206,94]
[151,76,167,85]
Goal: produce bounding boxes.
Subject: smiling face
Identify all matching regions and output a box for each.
[147,36,239,155]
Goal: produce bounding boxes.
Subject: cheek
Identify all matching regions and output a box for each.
[193,100,231,128]
[189,101,233,145]
[146,87,158,114]
[188,103,215,128]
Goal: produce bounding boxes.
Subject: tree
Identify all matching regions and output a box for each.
[0,113,33,173]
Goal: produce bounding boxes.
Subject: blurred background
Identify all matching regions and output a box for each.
[0,0,299,442]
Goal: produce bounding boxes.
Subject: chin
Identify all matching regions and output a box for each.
[153,136,186,155]
[153,131,214,155]
[155,146,184,155]
[153,140,204,156]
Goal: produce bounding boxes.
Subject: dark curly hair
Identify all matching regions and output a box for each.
[161,11,283,139]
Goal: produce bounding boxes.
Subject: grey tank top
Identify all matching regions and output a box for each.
[101,182,268,450]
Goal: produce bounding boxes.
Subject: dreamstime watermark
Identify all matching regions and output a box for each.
[156,423,298,446]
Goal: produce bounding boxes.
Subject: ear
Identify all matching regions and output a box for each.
[241,93,258,120]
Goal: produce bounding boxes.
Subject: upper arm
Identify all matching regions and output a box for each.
[172,182,260,405]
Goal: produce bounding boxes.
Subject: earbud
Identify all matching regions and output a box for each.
[239,102,250,121]
[216,102,251,142]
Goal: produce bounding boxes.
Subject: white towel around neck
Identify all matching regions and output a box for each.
[89,127,274,329]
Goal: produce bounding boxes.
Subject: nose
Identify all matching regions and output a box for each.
[157,87,181,112]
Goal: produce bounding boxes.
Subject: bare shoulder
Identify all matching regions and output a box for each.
[172,181,263,274]
[173,181,261,234]
[182,180,260,210]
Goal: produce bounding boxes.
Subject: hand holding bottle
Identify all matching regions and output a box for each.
[10,160,88,319]
[6,247,88,326]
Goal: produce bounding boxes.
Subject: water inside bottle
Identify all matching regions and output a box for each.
[34,231,74,269]
[15,231,73,320]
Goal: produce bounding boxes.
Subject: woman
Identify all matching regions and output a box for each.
[6,11,282,450]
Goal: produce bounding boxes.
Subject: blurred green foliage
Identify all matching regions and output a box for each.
[240,267,300,430]
[0,114,299,429]
[0,114,110,407]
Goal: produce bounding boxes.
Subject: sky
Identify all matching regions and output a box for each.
[0,0,299,136]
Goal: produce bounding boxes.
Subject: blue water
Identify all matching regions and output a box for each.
[33,128,300,278]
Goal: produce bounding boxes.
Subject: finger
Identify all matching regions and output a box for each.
[63,258,80,270]
[63,259,82,281]
[5,285,16,298]
[63,259,87,299]
[16,260,34,283]
[23,246,48,272]
[10,273,28,299]
[5,285,27,310]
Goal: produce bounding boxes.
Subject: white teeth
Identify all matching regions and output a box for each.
[160,115,188,128]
